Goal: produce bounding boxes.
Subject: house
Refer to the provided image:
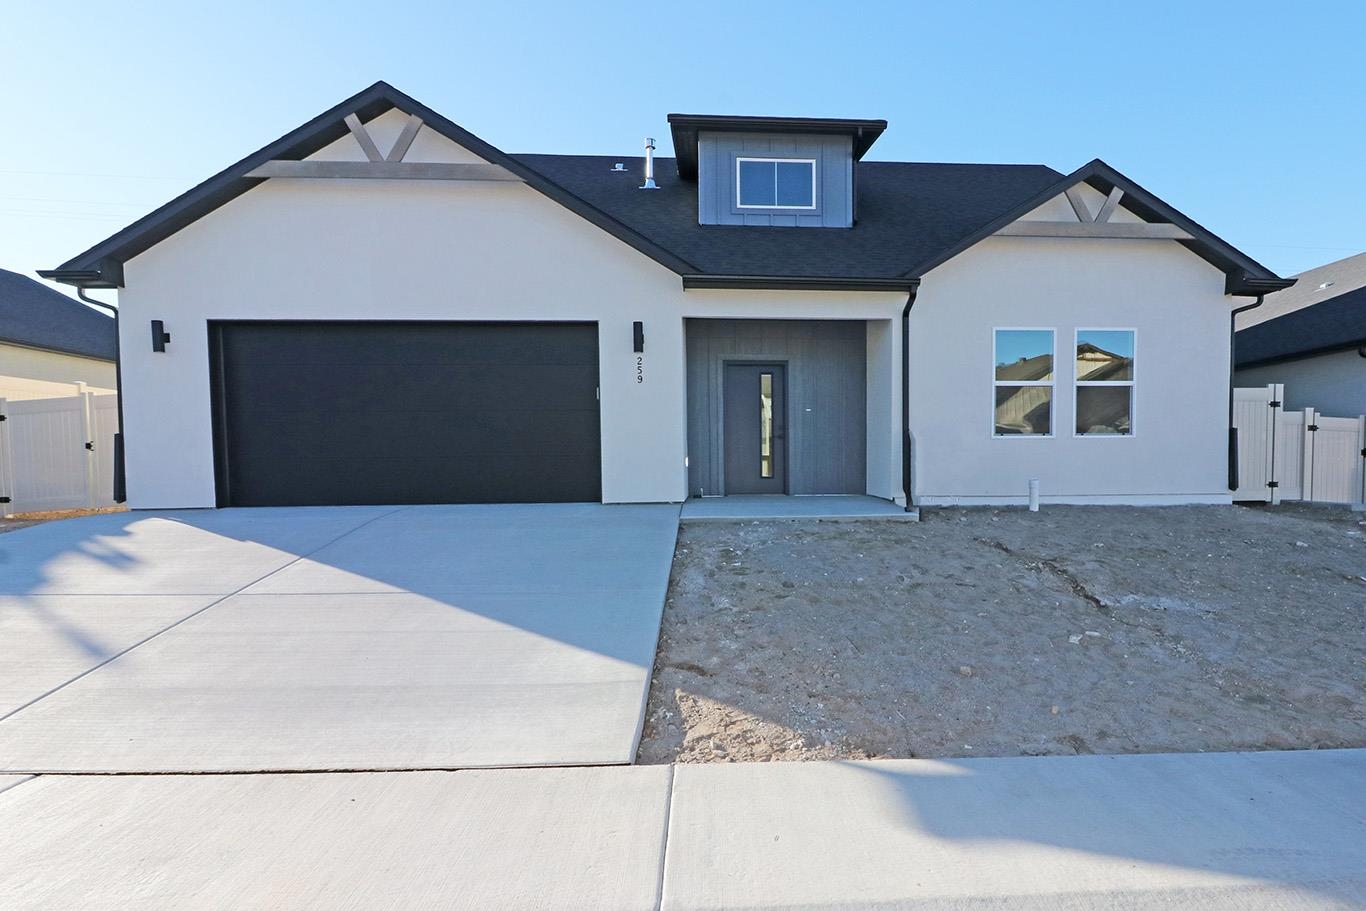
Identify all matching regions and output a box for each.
[1234,253,1366,417]
[40,82,1292,510]
[0,269,116,401]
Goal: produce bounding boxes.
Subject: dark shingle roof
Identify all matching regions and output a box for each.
[1238,251,1366,329]
[512,155,1064,280]
[39,81,1289,296]
[1235,283,1366,367]
[0,269,115,361]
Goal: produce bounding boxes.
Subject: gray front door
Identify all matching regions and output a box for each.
[723,363,786,494]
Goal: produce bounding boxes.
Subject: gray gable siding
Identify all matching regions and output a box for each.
[697,132,852,228]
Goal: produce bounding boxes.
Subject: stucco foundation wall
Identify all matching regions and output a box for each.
[113,113,905,508]
[1236,350,1366,418]
[910,236,1234,505]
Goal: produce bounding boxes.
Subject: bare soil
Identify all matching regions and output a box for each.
[0,506,126,535]
[637,503,1366,764]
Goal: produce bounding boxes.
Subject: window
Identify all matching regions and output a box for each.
[993,329,1054,436]
[737,158,816,209]
[759,372,774,478]
[1075,329,1134,435]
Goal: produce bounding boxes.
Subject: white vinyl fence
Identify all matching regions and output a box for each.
[1234,384,1366,505]
[0,391,118,516]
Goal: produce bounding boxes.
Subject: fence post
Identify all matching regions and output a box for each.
[1356,415,1366,511]
[81,390,98,509]
[1269,384,1284,506]
[1300,408,1317,502]
[0,397,12,516]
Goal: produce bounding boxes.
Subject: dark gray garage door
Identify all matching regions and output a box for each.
[209,321,601,506]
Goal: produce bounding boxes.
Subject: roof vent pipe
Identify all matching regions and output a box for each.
[640,137,659,190]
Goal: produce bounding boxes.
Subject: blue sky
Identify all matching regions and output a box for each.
[4,0,1363,301]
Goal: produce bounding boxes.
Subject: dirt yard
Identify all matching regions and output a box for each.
[637,503,1366,764]
[0,506,126,535]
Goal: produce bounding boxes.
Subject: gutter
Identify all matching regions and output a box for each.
[901,285,921,512]
[681,274,918,293]
[1227,294,1265,492]
[75,288,126,504]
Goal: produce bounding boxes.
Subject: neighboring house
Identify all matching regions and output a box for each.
[1235,254,1366,417]
[42,82,1291,510]
[0,268,116,401]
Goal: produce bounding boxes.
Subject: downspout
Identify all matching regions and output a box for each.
[77,288,126,504]
[901,284,920,511]
[1227,294,1265,492]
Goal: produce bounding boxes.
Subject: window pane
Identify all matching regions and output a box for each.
[738,160,776,207]
[775,161,814,207]
[995,385,1052,435]
[1076,330,1134,381]
[995,330,1053,381]
[1076,385,1132,435]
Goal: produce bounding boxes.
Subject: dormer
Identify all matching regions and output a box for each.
[667,114,886,228]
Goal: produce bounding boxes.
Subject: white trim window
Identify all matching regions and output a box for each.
[736,158,817,209]
[993,328,1054,436]
[1074,328,1135,436]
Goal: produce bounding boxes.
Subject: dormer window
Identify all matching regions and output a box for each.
[736,158,816,210]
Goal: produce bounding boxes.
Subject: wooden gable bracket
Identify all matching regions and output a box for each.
[995,184,1193,239]
[246,113,522,182]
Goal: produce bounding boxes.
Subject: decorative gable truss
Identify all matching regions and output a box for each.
[994,183,1193,240]
[246,112,521,182]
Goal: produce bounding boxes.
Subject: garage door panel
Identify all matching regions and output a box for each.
[227,409,602,464]
[226,364,600,414]
[211,322,601,506]
[222,323,599,368]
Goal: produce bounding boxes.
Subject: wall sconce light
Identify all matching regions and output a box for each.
[633,321,645,353]
[151,320,171,352]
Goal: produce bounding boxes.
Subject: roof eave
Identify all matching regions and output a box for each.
[1236,338,1366,370]
[682,274,918,292]
[667,113,888,180]
[1226,274,1297,297]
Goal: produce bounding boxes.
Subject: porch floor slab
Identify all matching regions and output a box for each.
[680,494,918,522]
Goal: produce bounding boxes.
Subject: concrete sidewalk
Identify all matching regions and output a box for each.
[0,750,1361,909]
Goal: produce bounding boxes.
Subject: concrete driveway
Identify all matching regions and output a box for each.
[0,503,679,772]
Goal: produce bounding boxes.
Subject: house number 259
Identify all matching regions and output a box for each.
[635,356,644,383]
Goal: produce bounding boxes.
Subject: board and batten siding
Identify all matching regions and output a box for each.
[696,132,853,227]
[686,319,866,496]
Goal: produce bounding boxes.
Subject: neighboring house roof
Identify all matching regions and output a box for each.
[0,268,116,361]
[1235,283,1366,368]
[1238,251,1366,328]
[996,353,1054,382]
[40,81,1289,296]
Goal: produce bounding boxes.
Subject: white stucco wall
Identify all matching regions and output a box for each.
[910,233,1234,505]
[0,343,116,401]
[1236,350,1366,418]
[112,109,1240,509]
[115,111,904,508]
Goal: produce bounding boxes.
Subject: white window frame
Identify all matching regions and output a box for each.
[1073,327,1136,438]
[735,157,818,210]
[992,327,1055,439]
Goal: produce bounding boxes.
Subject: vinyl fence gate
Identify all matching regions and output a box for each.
[0,391,119,516]
[1234,384,1366,506]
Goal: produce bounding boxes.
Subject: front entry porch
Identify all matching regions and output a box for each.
[680,494,918,522]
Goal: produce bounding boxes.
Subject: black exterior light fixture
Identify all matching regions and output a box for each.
[633,320,645,353]
[151,320,171,352]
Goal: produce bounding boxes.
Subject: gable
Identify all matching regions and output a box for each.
[38,84,1289,297]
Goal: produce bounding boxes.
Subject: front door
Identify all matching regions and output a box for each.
[723,363,787,494]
